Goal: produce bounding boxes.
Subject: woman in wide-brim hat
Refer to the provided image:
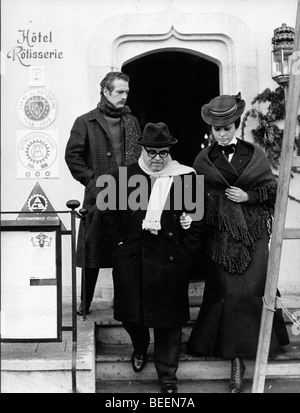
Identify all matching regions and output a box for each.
[186,93,290,393]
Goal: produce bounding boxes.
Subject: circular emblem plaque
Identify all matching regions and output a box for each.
[17,88,59,129]
[18,131,58,173]
[27,194,49,212]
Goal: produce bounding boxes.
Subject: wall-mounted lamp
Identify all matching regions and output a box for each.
[271,23,295,88]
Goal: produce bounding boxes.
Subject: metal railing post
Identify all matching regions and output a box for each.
[66,200,80,393]
[79,208,88,320]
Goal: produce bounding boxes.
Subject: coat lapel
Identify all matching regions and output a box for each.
[209,143,239,183]
[231,140,251,174]
[89,107,112,141]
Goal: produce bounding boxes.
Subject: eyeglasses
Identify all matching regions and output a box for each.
[145,148,170,159]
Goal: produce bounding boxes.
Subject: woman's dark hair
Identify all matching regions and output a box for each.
[234,117,241,129]
[209,117,241,132]
[100,71,130,95]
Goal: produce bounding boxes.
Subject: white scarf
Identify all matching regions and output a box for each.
[138,155,195,235]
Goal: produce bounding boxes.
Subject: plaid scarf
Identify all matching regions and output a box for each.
[98,95,131,118]
[97,97,141,165]
[193,142,277,274]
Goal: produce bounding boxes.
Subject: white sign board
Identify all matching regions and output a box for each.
[1,228,60,341]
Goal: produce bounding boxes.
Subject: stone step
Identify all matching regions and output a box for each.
[96,378,300,394]
[95,342,300,382]
[96,321,196,346]
[95,306,200,345]
[96,323,298,346]
[95,305,299,345]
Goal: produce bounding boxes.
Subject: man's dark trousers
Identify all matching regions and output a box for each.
[123,322,182,385]
[80,268,99,307]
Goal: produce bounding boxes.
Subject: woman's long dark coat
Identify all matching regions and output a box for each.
[65,107,141,268]
[187,140,289,358]
[100,163,203,328]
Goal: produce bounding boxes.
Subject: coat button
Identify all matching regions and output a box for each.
[107,151,112,157]
[168,232,173,237]
[169,256,174,262]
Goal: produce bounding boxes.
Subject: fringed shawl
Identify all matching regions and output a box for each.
[193,142,277,274]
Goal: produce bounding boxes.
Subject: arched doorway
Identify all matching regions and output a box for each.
[123,50,219,166]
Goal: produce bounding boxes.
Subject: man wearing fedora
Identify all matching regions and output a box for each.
[100,122,203,393]
[187,93,289,393]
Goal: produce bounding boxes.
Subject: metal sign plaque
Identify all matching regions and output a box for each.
[17,130,59,178]
[29,66,45,87]
[17,88,58,129]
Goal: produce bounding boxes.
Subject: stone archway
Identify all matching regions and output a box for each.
[88,4,258,109]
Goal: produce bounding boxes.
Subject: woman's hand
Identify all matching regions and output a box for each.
[180,212,192,229]
[225,186,249,203]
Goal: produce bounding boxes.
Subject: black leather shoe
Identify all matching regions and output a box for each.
[161,384,178,394]
[77,302,91,316]
[132,352,147,373]
[229,357,245,393]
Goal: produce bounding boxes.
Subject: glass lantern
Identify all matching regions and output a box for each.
[271,23,294,86]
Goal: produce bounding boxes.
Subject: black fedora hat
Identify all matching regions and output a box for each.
[136,122,178,147]
[201,92,246,126]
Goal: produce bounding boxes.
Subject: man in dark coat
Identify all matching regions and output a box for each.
[100,122,203,393]
[65,71,141,315]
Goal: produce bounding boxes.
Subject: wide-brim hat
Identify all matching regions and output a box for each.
[201,92,246,126]
[136,122,178,147]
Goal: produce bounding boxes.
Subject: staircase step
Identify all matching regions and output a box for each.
[95,342,300,382]
[96,378,300,394]
[96,323,196,345]
[96,342,300,361]
[95,305,299,345]
[95,307,200,345]
[95,304,201,325]
[96,323,300,346]
[94,299,300,389]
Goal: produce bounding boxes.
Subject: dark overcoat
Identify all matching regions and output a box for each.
[65,107,141,268]
[100,163,203,328]
[187,140,289,358]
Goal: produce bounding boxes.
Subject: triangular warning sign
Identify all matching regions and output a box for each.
[17,182,67,230]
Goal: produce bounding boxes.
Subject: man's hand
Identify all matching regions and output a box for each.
[180,212,192,229]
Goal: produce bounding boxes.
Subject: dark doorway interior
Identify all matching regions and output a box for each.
[123,50,219,166]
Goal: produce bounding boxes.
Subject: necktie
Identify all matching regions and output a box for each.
[218,144,236,159]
